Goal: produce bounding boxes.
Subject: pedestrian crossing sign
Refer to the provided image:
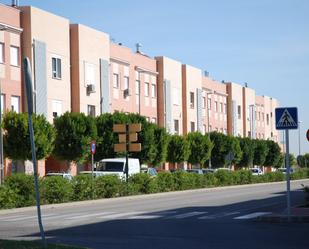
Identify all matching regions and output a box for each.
[275,107,298,130]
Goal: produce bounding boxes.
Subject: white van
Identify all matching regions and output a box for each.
[95,158,140,180]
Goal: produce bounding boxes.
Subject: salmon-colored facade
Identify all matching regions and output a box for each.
[110,43,157,122]
[70,24,110,116]
[19,6,71,122]
[202,76,228,134]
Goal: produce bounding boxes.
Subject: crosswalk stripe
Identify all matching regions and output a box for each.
[127,215,162,219]
[234,212,271,219]
[98,212,143,220]
[2,214,54,222]
[64,212,113,220]
[169,211,207,219]
[198,211,240,219]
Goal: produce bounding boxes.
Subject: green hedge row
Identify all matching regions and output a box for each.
[0,170,308,209]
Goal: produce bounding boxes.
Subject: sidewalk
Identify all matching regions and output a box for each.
[257,206,309,223]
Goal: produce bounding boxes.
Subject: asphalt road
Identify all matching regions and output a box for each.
[0,179,308,249]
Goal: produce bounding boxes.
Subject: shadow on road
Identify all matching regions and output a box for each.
[22,189,308,249]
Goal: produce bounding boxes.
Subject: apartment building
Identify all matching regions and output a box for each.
[202,76,228,135]
[110,43,157,122]
[19,6,71,122]
[0,3,22,176]
[156,56,183,135]
[70,24,110,116]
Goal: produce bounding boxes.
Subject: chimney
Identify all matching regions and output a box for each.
[136,43,142,53]
[11,0,19,7]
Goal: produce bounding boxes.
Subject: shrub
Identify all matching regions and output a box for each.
[173,171,196,190]
[95,175,123,198]
[233,170,253,185]
[71,174,94,201]
[214,170,234,186]
[40,176,73,204]
[155,172,176,192]
[0,185,18,209]
[4,173,35,207]
[202,173,218,187]
[262,172,285,182]
[128,173,158,194]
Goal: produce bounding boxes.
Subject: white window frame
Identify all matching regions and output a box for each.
[0,43,4,63]
[151,84,156,98]
[52,100,62,118]
[123,76,129,90]
[87,105,96,117]
[145,82,149,97]
[10,46,19,66]
[190,121,195,132]
[174,119,179,135]
[52,57,62,79]
[84,62,96,86]
[113,73,119,88]
[11,95,20,113]
[190,92,194,109]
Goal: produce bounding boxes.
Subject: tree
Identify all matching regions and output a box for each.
[166,135,189,164]
[150,126,169,167]
[53,112,97,163]
[298,153,309,168]
[253,139,269,166]
[3,111,55,160]
[187,132,213,166]
[264,140,281,167]
[237,137,256,168]
[210,132,242,168]
[276,153,297,168]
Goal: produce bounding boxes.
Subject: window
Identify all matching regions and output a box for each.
[10,46,19,66]
[0,43,4,63]
[151,117,157,123]
[173,88,180,106]
[113,73,119,88]
[52,100,62,118]
[207,98,211,110]
[190,121,195,132]
[123,76,129,90]
[1,94,5,113]
[202,97,206,109]
[214,101,218,112]
[52,57,61,79]
[174,119,179,135]
[84,62,95,86]
[237,105,241,119]
[220,103,223,113]
[11,96,20,113]
[87,105,95,117]
[135,80,140,95]
[224,104,227,114]
[266,114,269,125]
[190,92,194,108]
[145,82,149,97]
[151,84,156,98]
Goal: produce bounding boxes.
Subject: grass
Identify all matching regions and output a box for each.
[0,240,87,249]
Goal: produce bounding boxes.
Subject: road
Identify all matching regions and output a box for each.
[0,179,308,249]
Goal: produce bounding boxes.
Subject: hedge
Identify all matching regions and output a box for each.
[0,169,308,209]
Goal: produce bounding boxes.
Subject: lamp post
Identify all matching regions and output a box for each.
[206,91,213,168]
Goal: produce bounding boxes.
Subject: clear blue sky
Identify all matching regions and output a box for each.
[2,0,309,156]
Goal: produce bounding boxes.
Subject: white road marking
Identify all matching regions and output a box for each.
[127,215,162,219]
[234,212,272,219]
[64,212,113,220]
[198,211,240,219]
[169,211,207,219]
[2,214,54,222]
[98,212,144,220]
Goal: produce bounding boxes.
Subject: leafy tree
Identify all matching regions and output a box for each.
[53,112,97,163]
[187,132,213,166]
[264,140,281,167]
[167,135,189,164]
[253,139,269,166]
[276,153,284,168]
[3,111,55,160]
[298,153,309,168]
[210,132,242,168]
[237,137,256,168]
[151,126,169,167]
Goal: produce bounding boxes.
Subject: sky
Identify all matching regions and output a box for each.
[2,0,309,156]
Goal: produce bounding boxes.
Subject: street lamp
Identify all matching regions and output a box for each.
[206,90,213,168]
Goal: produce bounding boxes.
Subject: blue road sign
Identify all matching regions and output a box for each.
[275,107,298,130]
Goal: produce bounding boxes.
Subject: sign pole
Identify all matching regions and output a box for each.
[285,129,291,221]
[24,58,46,247]
[125,124,129,182]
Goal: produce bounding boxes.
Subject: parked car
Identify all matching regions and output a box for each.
[141,167,158,177]
[186,169,203,175]
[277,168,294,174]
[79,171,106,177]
[45,172,73,181]
[250,168,263,176]
[202,169,215,174]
